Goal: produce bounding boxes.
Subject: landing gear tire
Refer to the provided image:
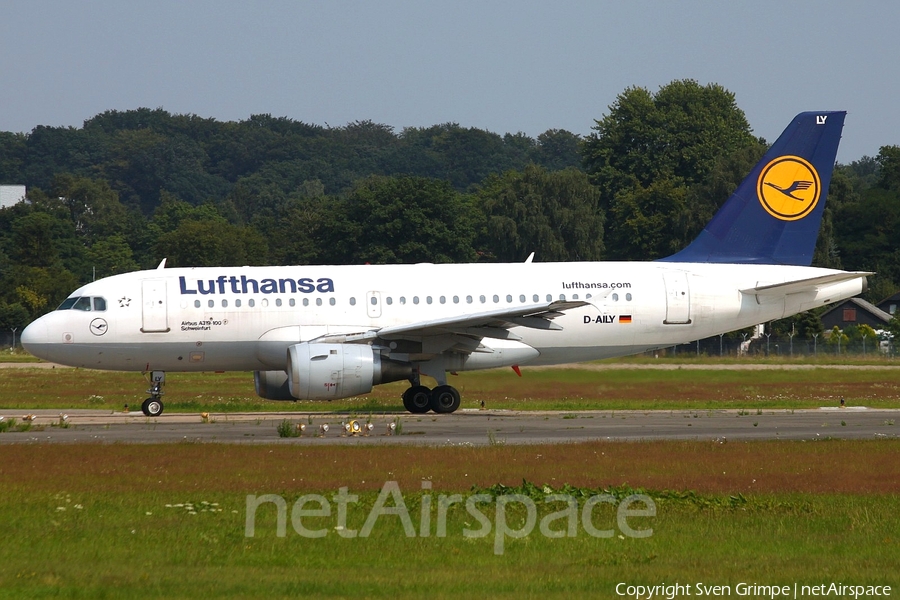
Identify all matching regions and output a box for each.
[430,385,461,414]
[402,385,432,414]
[141,397,164,417]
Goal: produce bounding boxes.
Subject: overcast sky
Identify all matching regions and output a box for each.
[1,1,897,163]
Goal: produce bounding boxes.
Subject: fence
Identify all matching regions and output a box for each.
[661,335,891,358]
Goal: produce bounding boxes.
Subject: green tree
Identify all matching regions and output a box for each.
[86,235,140,278]
[605,178,688,260]
[0,302,30,333]
[886,312,900,351]
[876,145,900,191]
[531,129,582,171]
[340,176,476,264]
[834,146,900,289]
[826,326,849,352]
[478,164,604,262]
[155,220,268,268]
[51,174,129,241]
[582,80,758,259]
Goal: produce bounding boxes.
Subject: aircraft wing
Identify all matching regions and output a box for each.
[740,271,872,297]
[313,300,588,346]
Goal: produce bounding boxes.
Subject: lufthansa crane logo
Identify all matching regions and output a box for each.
[757,156,821,221]
[90,318,108,336]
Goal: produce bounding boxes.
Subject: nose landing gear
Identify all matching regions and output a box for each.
[141,370,165,417]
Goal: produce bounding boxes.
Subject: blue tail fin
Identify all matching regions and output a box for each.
[660,111,845,265]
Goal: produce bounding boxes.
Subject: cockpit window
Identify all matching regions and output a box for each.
[72,297,92,311]
[57,297,78,310]
[56,296,108,311]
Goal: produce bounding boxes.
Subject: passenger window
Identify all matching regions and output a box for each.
[573,294,579,300]
[559,294,566,301]
[533,295,539,303]
[349,297,356,306]
[519,295,526,303]
[466,295,473,304]
[274,298,280,307]
[493,295,499,303]
[93,297,107,311]
[413,296,419,305]
[249,299,256,308]
[303,298,309,307]
[289,298,296,307]
[236,299,242,307]
[626,293,632,301]
[426,296,433,305]
[546,294,552,302]
[316,298,322,306]
[612,293,619,301]
[439,296,446,304]
[386,297,393,305]
[370,296,378,305]
[329,298,336,306]
[506,295,513,303]
[208,300,214,308]
[399,296,406,305]
[222,300,228,308]
[261,299,268,308]
[453,296,459,304]
[479,295,486,303]
[73,297,92,311]
[194,300,201,308]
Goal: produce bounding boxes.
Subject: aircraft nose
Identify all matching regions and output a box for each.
[20,318,48,354]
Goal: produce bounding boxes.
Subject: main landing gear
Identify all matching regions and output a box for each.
[141,370,166,417]
[402,384,461,414]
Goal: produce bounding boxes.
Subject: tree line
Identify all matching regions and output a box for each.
[0,79,898,336]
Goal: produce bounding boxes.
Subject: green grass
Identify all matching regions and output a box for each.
[0,487,896,598]
[1,440,896,597]
[0,348,40,362]
[3,363,900,412]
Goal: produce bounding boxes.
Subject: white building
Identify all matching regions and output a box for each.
[0,185,26,209]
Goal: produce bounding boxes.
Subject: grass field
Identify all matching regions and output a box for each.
[2,361,899,597]
[0,441,897,598]
[3,362,900,413]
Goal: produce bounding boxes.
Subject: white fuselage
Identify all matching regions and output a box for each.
[22,261,864,373]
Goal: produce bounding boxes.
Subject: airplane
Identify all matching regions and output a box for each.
[21,111,870,417]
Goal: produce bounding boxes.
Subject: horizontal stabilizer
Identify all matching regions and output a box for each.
[741,272,872,297]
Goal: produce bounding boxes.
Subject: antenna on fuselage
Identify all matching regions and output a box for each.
[524,252,535,263]
[156,258,167,270]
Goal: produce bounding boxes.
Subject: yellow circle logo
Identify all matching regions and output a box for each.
[757,156,821,221]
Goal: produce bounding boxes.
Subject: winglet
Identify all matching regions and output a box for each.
[660,111,846,266]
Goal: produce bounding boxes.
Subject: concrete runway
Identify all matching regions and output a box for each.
[1,407,898,445]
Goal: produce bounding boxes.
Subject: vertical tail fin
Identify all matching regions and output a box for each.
[661,111,845,265]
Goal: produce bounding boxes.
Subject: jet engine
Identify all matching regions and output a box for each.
[253,369,294,401]
[254,343,413,401]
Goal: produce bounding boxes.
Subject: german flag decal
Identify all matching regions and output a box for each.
[619,315,632,324]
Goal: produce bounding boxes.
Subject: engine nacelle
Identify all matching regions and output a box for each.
[254,370,294,401]
[285,343,412,401]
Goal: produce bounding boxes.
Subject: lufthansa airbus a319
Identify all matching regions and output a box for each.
[22,112,869,416]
